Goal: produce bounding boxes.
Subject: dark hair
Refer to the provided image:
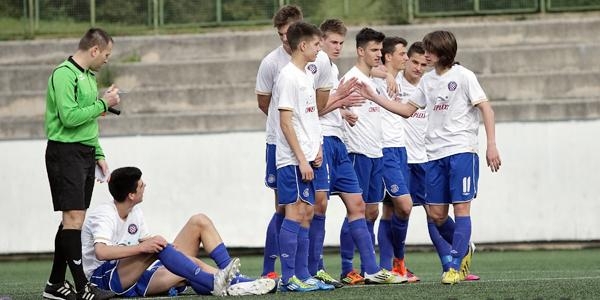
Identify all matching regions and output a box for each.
[108,167,142,203]
[407,41,425,58]
[287,21,322,51]
[78,28,113,51]
[422,30,457,68]
[381,36,407,64]
[273,5,303,29]
[356,27,385,49]
[320,18,347,37]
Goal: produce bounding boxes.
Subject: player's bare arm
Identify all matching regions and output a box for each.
[319,77,365,116]
[476,101,501,172]
[257,94,271,115]
[340,108,358,126]
[316,88,331,113]
[280,109,314,182]
[356,81,417,118]
[312,145,323,168]
[94,235,167,261]
[370,65,397,96]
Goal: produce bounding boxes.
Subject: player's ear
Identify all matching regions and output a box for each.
[357,46,365,57]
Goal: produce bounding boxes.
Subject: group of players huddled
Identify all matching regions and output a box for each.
[255,4,502,292]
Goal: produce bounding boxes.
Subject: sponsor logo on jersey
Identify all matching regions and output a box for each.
[368,106,380,112]
[307,64,318,74]
[433,103,449,111]
[128,224,138,234]
[448,81,457,91]
[411,111,426,118]
[305,105,316,113]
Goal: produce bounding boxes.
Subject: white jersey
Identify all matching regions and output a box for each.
[275,62,322,168]
[81,202,150,279]
[399,75,428,163]
[410,64,487,161]
[320,62,344,138]
[256,47,333,145]
[342,66,384,158]
[376,73,406,148]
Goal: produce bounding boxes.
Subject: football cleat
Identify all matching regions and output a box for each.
[42,281,76,300]
[279,276,318,292]
[364,269,401,284]
[340,270,365,285]
[314,269,344,288]
[227,278,277,296]
[441,268,461,285]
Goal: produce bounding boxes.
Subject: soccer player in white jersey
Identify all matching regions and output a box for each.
[273,21,335,292]
[81,167,277,297]
[254,5,334,280]
[357,30,502,285]
[336,27,406,284]
[373,36,420,283]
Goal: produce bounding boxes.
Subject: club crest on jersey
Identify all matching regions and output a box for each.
[307,63,318,74]
[303,188,310,198]
[448,81,457,91]
[128,224,138,234]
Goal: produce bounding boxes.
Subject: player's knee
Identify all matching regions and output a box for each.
[189,213,212,229]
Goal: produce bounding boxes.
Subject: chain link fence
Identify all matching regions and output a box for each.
[1,0,599,39]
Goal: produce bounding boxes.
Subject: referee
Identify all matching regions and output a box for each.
[42,28,119,300]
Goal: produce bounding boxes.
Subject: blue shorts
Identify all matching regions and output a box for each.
[408,162,427,206]
[349,153,384,204]
[276,165,316,205]
[313,152,330,192]
[323,136,362,195]
[425,153,479,205]
[264,143,277,189]
[90,260,184,297]
[382,147,410,198]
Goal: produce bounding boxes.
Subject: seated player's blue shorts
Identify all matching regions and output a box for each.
[425,152,479,205]
[382,147,410,198]
[276,164,316,205]
[264,143,277,189]
[408,162,427,206]
[313,151,330,193]
[90,260,186,297]
[323,136,362,195]
[349,153,385,204]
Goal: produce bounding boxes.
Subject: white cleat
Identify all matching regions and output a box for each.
[227,278,277,296]
[212,257,241,296]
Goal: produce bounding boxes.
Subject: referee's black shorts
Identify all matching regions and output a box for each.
[45,140,96,211]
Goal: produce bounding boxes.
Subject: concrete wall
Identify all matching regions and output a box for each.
[1,120,599,254]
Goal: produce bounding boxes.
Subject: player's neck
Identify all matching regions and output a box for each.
[355,60,372,77]
[385,63,400,79]
[404,72,420,86]
[71,51,91,70]
[114,200,133,220]
[435,65,450,76]
[291,54,308,71]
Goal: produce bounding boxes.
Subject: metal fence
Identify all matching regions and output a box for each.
[2,0,600,39]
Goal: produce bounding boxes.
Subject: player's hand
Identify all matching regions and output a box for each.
[96,159,110,183]
[139,236,168,253]
[335,77,359,100]
[299,161,314,182]
[341,109,358,127]
[312,147,323,168]
[486,145,501,172]
[102,84,121,107]
[340,92,366,108]
[355,82,378,102]
[385,73,398,97]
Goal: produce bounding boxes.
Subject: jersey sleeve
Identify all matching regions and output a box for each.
[313,52,334,91]
[464,69,488,105]
[86,208,116,246]
[277,73,297,111]
[255,58,275,95]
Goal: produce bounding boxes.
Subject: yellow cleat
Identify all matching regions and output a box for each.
[459,242,475,281]
[441,268,461,285]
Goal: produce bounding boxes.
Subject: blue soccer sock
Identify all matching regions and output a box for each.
[377,219,393,270]
[349,218,380,275]
[450,216,471,270]
[366,219,376,246]
[279,219,300,284]
[391,214,409,260]
[209,243,231,269]
[308,214,326,275]
[296,226,312,280]
[157,244,214,294]
[230,274,254,285]
[262,212,283,276]
[438,217,455,244]
[340,217,355,276]
[428,221,452,271]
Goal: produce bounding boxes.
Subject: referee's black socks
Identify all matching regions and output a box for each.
[48,224,66,285]
[61,229,88,292]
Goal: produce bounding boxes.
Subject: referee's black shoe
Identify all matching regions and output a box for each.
[76,282,115,300]
[42,281,76,300]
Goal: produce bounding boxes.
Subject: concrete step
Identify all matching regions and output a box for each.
[2,16,600,66]
[4,42,600,94]
[3,71,598,119]
[2,98,598,140]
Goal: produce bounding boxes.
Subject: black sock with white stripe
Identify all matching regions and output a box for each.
[62,229,88,292]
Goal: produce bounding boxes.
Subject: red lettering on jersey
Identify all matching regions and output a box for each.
[433,104,449,111]
[368,107,380,113]
[305,106,316,113]
[411,111,426,118]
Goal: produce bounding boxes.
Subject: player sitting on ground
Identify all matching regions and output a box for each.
[81,166,277,297]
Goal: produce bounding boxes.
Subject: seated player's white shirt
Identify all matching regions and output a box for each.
[409,64,487,161]
[399,74,428,164]
[81,202,150,279]
[375,72,406,149]
[275,62,322,168]
[319,62,344,138]
[342,66,384,158]
[256,47,333,145]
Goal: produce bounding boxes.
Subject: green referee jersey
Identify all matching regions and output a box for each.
[45,57,109,159]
